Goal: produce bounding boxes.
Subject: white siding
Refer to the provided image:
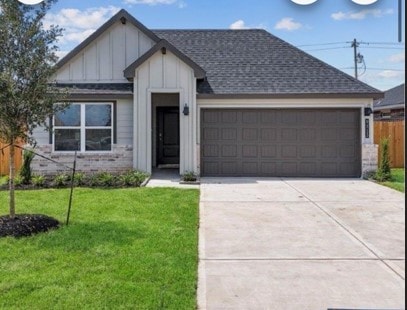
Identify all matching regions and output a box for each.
[55,21,155,83]
[134,51,197,174]
[116,99,133,145]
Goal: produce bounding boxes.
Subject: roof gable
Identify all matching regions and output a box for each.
[124,39,206,79]
[56,9,160,70]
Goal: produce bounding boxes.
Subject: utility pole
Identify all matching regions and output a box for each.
[351,38,359,79]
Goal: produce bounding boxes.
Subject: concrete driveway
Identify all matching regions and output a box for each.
[197,178,405,309]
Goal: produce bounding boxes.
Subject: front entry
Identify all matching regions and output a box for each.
[156,107,180,166]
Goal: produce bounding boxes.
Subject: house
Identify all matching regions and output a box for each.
[373,83,405,120]
[31,9,383,178]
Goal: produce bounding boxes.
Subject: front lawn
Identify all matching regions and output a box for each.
[0,187,199,309]
[378,168,405,193]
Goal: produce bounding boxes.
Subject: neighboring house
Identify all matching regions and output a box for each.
[373,83,405,120]
[31,9,382,178]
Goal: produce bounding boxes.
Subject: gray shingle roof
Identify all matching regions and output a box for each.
[373,83,405,110]
[153,29,382,97]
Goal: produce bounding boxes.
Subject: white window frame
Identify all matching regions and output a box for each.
[53,102,114,153]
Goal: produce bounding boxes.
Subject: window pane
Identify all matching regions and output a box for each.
[86,129,111,151]
[55,105,80,126]
[55,129,80,151]
[86,104,112,127]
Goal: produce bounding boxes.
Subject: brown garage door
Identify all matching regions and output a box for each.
[200,108,361,177]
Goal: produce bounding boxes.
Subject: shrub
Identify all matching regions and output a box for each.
[93,172,116,187]
[32,175,45,187]
[119,170,148,187]
[375,137,392,182]
[53,173,69,187]
[73,172,86,186]
[181,171,197,182]
[19,149,35,184]
[13,175,23,187]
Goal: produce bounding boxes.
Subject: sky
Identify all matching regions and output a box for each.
[41,0,405,91]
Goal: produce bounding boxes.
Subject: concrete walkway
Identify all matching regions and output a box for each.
[198,178,405,309]
[145,168,199,188]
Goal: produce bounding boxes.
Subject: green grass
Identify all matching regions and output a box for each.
[0,187,199,309]
[378,168,405,193]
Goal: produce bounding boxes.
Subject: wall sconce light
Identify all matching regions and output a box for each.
[364,107,373,116]
[120,17,127,24]
[161,47,166,55]
[183,104,189,116]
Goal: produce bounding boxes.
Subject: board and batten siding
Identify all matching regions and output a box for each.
[133,50,197,174]
[55,21,155,82]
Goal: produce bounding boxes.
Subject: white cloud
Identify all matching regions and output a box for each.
[378,70,403,78]
[274,17,302,31]
[229,19,267,30]
[123,0,176,5]
[331,8,393,20]
[230,20,247,30]
[388,53,405,63]
[45,6,120,44]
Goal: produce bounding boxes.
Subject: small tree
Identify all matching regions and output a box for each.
[0,0,65,218]
[376,137,392,182]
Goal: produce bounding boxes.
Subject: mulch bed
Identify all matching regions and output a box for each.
[0,214,60,238]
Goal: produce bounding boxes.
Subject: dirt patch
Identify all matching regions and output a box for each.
[0,214,60,238]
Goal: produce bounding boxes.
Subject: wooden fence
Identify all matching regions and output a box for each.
[374,120,405,168]
[0,143,23,176]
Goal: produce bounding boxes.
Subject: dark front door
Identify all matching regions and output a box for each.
[157,107,180,166]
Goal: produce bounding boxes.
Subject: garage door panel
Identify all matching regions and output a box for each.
[203,144,219,157]
[222,162,237,174]
[221,128,237,140]
[260,111,277,123]
[261,128,277,141]
[299,145,317,158]
[221,111,237,123]
[281,145,297,158]
[242,162,258,174]
[261,162,276,174]
[221,145,237,157]
[242,128,258,140]
[279,162,298,176]
[261,145,277,158]
[321,145,337,158]
[203,128,219,140]
[299,129,316,140]
[299,162,317,175]
[242,111,258,123]
[201,108,361,177]
[281,128,297,140]
[321,128,337,140]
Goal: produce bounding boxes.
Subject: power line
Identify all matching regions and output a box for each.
[303,46,349,51]
[361,46,405,50]
[340,67,405,71]
[296,42,346,47]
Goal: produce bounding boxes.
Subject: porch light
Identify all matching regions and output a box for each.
[183,104,189,116]
[364,107,373,116]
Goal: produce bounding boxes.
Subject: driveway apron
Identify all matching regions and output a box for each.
[197,178,405,309]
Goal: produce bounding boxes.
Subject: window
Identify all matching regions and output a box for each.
[54,103,113,152]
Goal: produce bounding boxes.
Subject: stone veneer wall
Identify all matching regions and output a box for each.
[362,143,378,177]
[30,145,133,175]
